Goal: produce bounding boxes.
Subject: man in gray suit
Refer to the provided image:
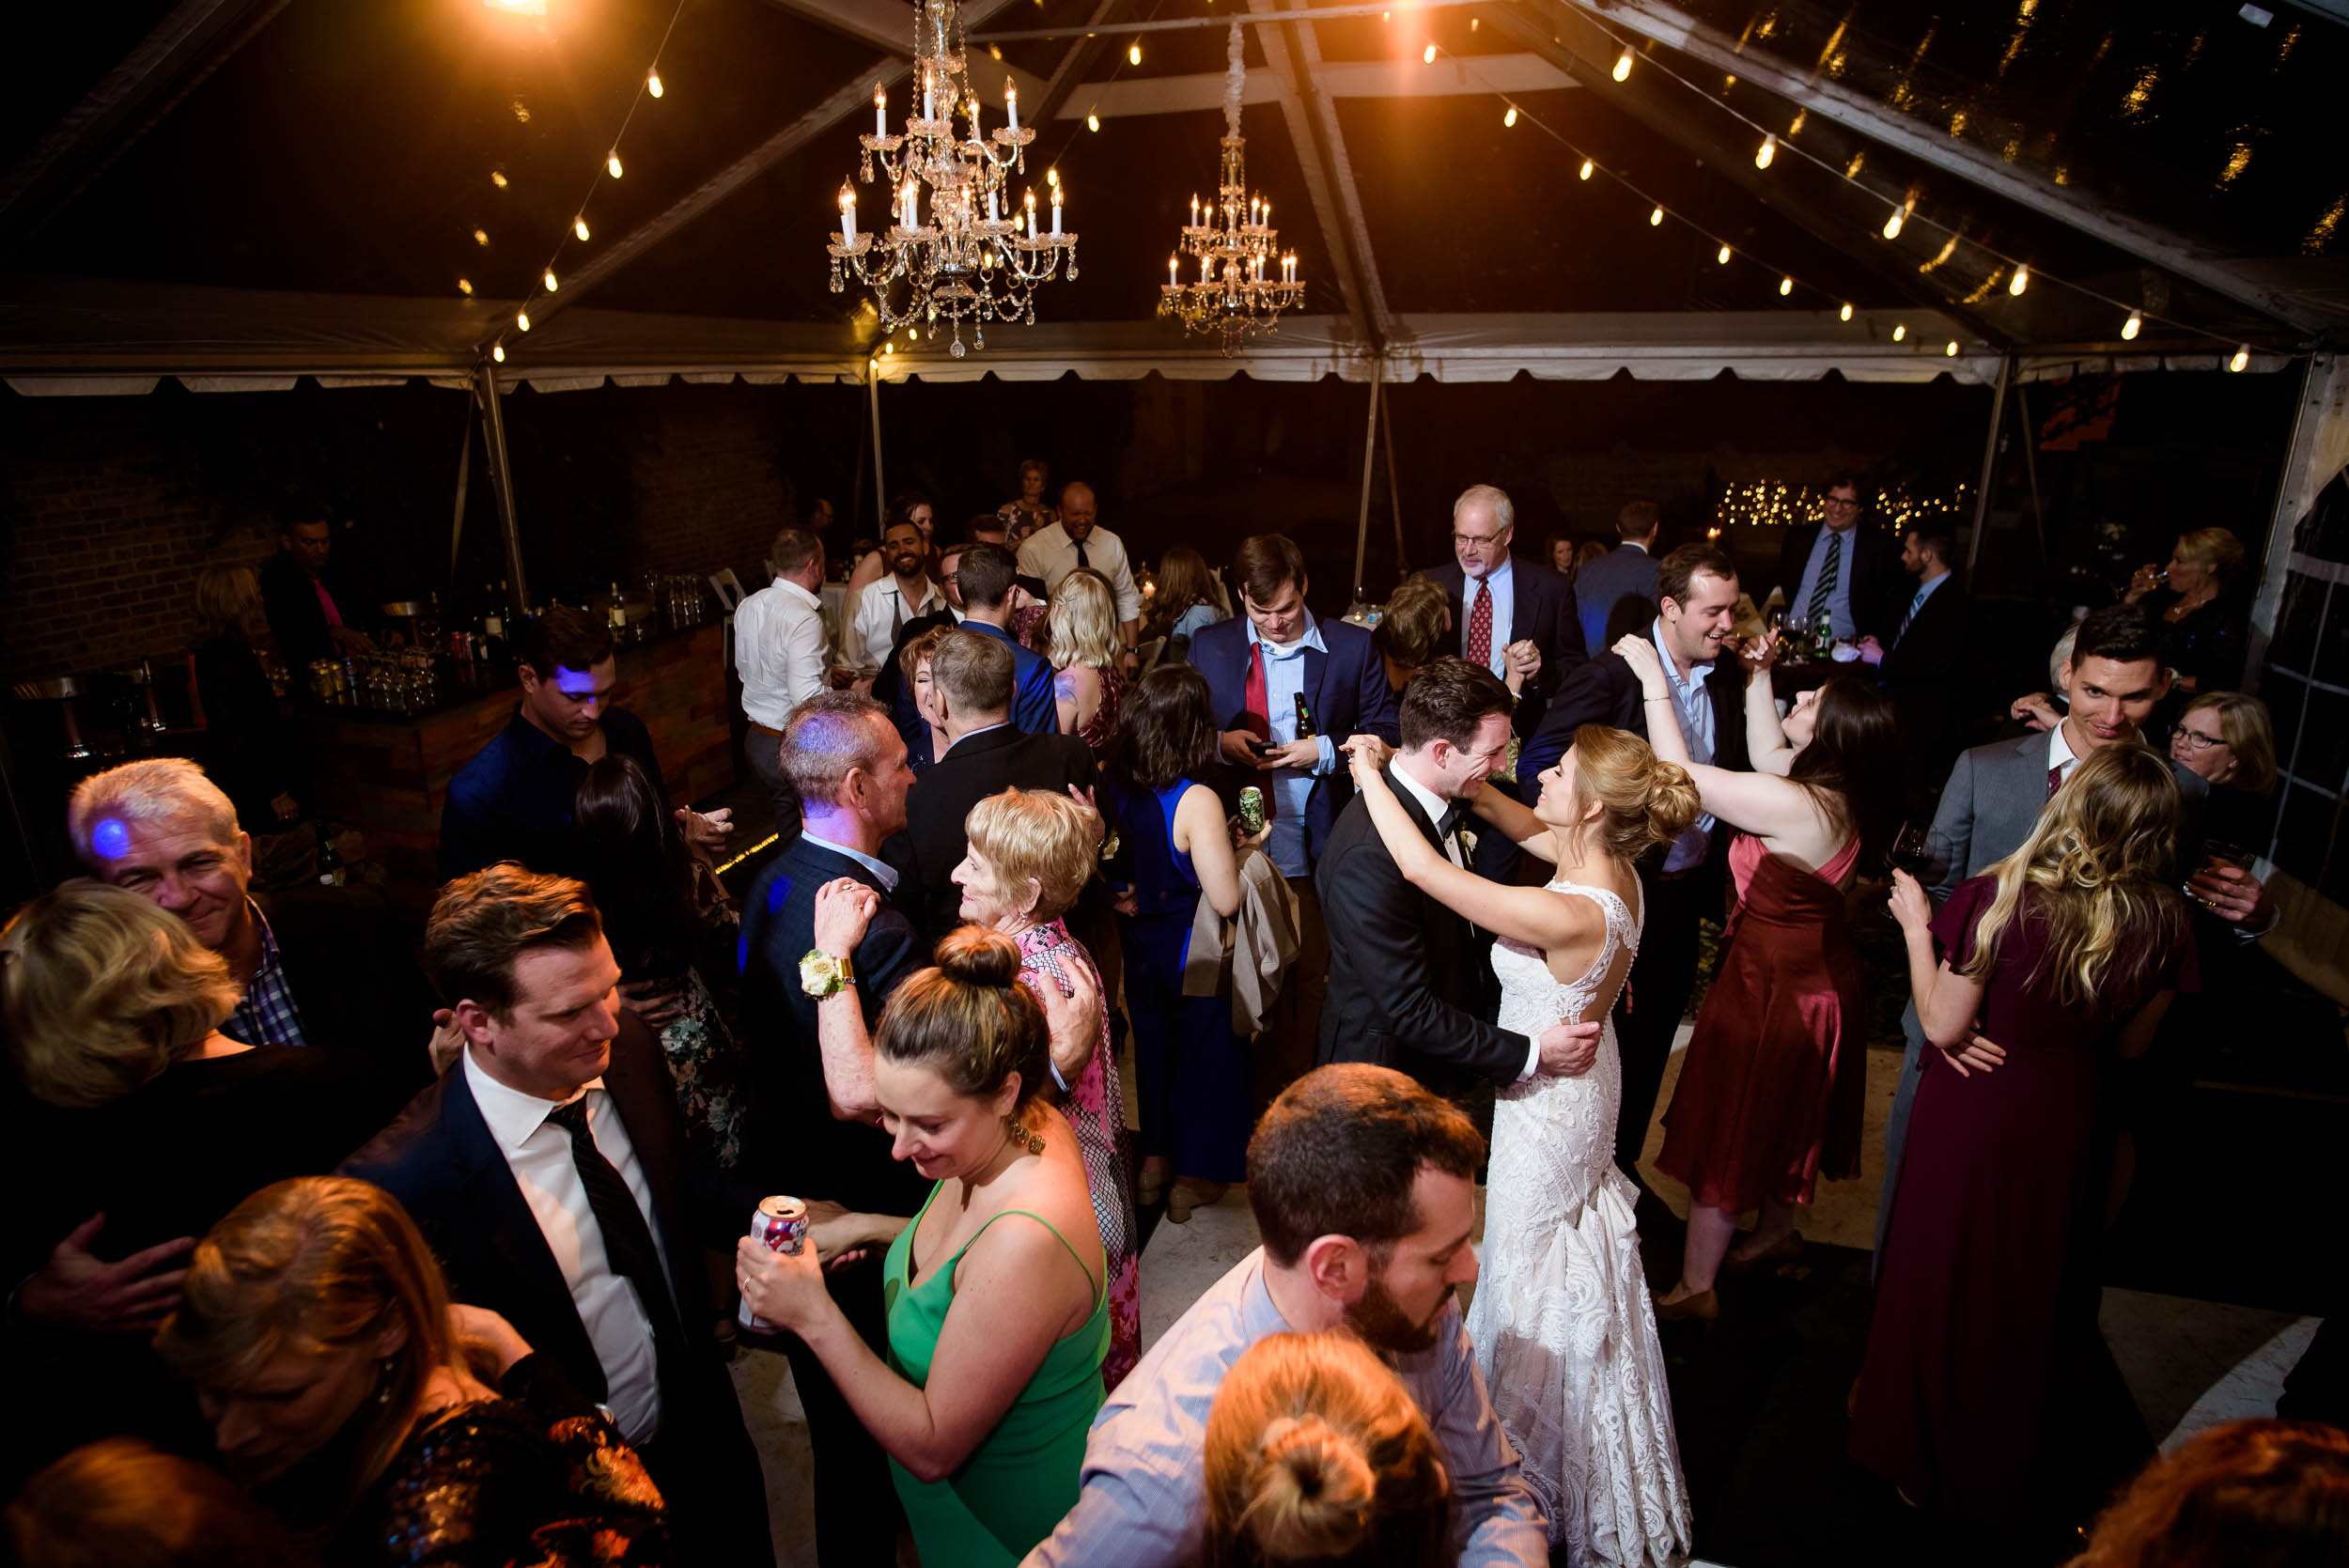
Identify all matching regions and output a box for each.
[1875,603,2273,1262]
[1572,501,1663,654]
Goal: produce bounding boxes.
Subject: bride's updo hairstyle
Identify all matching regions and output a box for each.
[875,926,1050,1108]
[1565,724,1702,862]
[1204,1333,1454,1567]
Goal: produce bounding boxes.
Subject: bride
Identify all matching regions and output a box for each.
[1346,726,1698,1567]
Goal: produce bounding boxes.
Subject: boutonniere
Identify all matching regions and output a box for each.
[1458,827,1479,858]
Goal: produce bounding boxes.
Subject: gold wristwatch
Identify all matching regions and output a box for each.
[800,949,855,999]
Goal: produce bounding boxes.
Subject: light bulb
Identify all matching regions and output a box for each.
[1882,210,1904,240]
[1780,275,1794,296]
[1893,324,1907,341]
[472,228,489,246]
[492,343,505,363]
[1755,133,1776,169]
[542,270,558,292]
[1423,43,1437,64]
[2008,262,2030,296]
[1718,243,1732,264]
[1613,48,1633,82]
[516,311,531,332]
[2122,310,2142,340]
[1649,206,1663,226]
[1945,339,1959,356]
[2229,344,2249,372]
[1578,159,1593,179]
[607,151,624,179]
[646,68,663,98]
[457,278,474,296]
[1128,41,1142,65]
[1086,112,1100,132]
[1839,303,1853,321]
[1503,106,1517,128]
[490,169,508,189]
[574,217,590,241]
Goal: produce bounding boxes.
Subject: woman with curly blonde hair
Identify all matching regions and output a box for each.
[158,1175,671,1563]
[1853,743,2198,1530]
[1048,567,1128,758]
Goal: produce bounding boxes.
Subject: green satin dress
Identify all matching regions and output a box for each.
[882,1183,1109,1566]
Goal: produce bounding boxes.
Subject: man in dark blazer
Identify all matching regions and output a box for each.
[1423,483,1586,732]
[952,543,1056,735]
[1316,659,1599,1103]
[1192,534,1401,1099]
[342,865,773,1565]
[258,517,374,673]
[1573,501,1664,654]
[1521,544,1753,1175]
[896,629,1097,943]
[735,691,926,1568]
[1775,474,1906,645]
[1857,527,1976,799]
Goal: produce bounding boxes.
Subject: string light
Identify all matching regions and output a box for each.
[542,270,558,292]
[516,311,531,332]
[2122,310,2143,340]
[1423,42,1438,64]
[1503,106,1517,127]
[1649,206,1663,226]
[1839,303,1853,320]
[2008,262,2030,296]
[1128,41,1142,64]
[1578,159,1593,179]
[1714,478,1968,530]
[491,343,505,362]
[2230,345,2250,372]
[1612,48,1633,82]
[457,278,474,296]
[1086,112,1100,132]
[646,68,663,98]
[1754,133,1776,169]
[1892,324,1907,341]
[573,217,590,241]
[1780,275,1794,295]
[1717,243,1732,264]
[472,228,489,246]
[1881,208,1904,240]
[606,150,624,179]
[489,169,508,190]
[1945,339,1959,356]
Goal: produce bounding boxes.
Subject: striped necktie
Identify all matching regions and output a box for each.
[1806,530,1842,627]
[1894,583,1927,646]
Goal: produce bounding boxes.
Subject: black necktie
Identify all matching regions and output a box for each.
[1437,800,1469,839]
[1074,540,1091,570]
[546,1095,686,1379]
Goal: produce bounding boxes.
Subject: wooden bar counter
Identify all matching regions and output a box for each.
[301,620,731,916]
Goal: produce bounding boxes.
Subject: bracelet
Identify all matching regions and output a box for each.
[1050,1059,1072,1094]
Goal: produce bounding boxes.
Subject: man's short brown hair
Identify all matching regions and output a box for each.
[1617,501,1660,542]
[781,692,892,808]
[770,524,821,578]
[957,542,1019,611]
[424,865,603,1019]
[1248,1064,1485,1268]
[1656,543,1736,611]
[1397,657,1512,753]
[1233,535,1307,608]
[516,605,614,680]
[929,629,1015,717]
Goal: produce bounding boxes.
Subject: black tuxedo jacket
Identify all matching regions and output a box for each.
[251,884,437,1118]
[1776,522,1906,644]
[897,724,1097,943]
[1424,556,1585,734]
[1315,766,1527,1097]
[737,834,932,1216]
[1880,578,1975,786]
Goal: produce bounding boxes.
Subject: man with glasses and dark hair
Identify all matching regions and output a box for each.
[1775,473,1905,646]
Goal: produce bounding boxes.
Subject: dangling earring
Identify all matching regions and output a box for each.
[373,1356,397,1405]
[1003,1110,1044,1156]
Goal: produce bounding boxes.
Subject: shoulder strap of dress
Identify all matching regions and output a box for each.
[955,1208,1103,1306]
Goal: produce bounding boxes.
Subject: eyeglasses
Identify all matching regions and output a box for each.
[2173,727,2229,753]
[1452,531,1507,547]
[1823,496,1860,509]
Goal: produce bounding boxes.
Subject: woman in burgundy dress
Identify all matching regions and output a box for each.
[1852,745,2194,1529]
[1616,637,1901,1322]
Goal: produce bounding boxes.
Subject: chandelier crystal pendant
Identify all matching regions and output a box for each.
[826,0,1075,357]
[1159,21,1303,353]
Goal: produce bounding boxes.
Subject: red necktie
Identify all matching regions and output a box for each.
[2046,765,2062,800]
[1466,578,1493,669]
[1243,641,1270,739]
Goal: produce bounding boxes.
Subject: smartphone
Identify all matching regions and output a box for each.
[1246,738,1276,758]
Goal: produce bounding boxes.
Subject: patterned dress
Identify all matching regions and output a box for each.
[1015,919,1142,1389]
[1072,665,1127,761]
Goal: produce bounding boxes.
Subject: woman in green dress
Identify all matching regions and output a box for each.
[737,925,1108,1566]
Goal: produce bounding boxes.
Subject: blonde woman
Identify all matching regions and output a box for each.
[2170,690,2279,849]
[2124,525,2250,693]
[1203,1333,1454,1567]
[1852,744,2197,1528]
[1048,567,1128,756]
[158,1176,669,1562]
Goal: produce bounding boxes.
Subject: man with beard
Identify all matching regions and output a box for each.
[1023,1063,1547,1567]
[844,517,947,679]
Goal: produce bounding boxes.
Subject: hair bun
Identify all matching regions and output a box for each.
[1641,759,1703,846]
[930,924,1024,989]
[1249,1414,1377,1559]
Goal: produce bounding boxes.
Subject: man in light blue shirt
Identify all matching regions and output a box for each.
[1649,616,1719,875]
[1023,1064,1546,1568]
[1246,610,1332,877]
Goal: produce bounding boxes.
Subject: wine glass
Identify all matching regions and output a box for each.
[1889,823,1952,884]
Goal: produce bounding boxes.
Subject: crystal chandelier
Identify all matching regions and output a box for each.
[1159,21,1303,353]
[827,0,1076,358]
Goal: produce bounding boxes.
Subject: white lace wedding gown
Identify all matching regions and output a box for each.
[1466,879,1692,1566]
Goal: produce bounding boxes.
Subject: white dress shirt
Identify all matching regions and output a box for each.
[2047,720,2083,789]
[733,576,829,728]
[1392,764,1541,1083]
[845,575,944,674]
[1457,556,1516,677]
[1018,521,1143,625]
[462,1048,671,1443]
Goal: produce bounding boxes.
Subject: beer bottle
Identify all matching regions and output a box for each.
[1293,692,1316,739]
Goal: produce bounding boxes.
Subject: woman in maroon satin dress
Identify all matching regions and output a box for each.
[1852,745,2194,1529]
[1616,638,1901,1321]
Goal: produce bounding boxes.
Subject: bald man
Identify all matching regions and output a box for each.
[1016,479,1143,660]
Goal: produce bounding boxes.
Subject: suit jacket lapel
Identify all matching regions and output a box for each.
[602,1017,695,1315]
[1300,635,1330,718]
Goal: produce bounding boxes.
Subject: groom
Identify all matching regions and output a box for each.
[1317,658,1603,1104]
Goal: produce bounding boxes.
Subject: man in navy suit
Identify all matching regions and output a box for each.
[1190,534,1402,1098]
[1572,501,1664,654]
[951,542,1057,735]
[341,866,773,1565]
[1857,526,1977,798]
[1775,473,1906,645]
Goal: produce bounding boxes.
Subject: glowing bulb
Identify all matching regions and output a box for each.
[1649,206,1663,226]
[607,151,624,179]
[647,68,663,98]
[543,270,558,292]
[1893,324,1907,341]
[490,169,508,189]
[1839,303,1854,321]
[2122,310,2142,340]
[1086,112,1100,132]
[1503,106,1517,128]
[2008,263,2030,296]
[457,277,474,296]
[516,311,530,332]
[1882,209,1904,240]
[1612,48,1633,82]
[472,228,489,246]
[1423,43,1437,64]
[2229,344,2249,372]
[492,343,505,363]
[1718,243,1732,264]
[1945,339,1959,356]
[574,217,590,241]
[1128,41,1142,65]
[1755,133,1776,169]
[1780,275,1794,296]
[1578,159,1593,180]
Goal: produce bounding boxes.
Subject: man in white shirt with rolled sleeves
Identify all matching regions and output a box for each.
[1017,479,1142,663]
[733,522,831,826]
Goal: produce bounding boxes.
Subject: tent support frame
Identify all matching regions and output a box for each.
[1964,355,2013,589]
[475,364,528,614]
[1354,359,1384,598]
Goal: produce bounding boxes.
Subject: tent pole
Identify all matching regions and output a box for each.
[448,410,472,582]
[475,363,528,614]
[1964,355,2013,590]
[1380,384,1405,584]
[1353,357,1383,598]
[2013,377,2046,563]
[868,365,887,534]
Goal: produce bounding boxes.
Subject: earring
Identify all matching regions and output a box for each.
[373,1356,397,1405]
[1003,1111,1044,1157]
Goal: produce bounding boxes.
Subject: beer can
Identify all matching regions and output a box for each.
[1237,786,1266,834]
[737,1195,809,1333]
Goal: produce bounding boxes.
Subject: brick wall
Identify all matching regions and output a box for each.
[620,386,792,584]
